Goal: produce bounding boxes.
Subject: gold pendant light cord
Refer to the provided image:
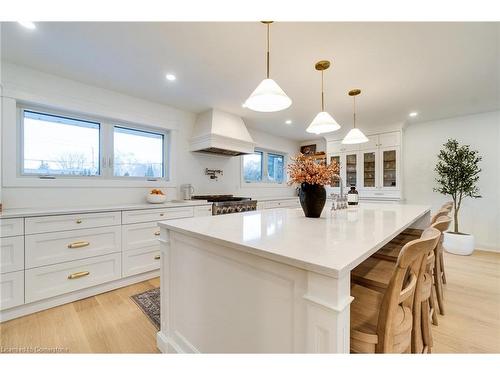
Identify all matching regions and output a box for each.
[266,23,270,79]
[321,70,325,112]
[353,95,356,128]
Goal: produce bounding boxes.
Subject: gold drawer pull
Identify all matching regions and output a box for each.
[154,231,161,236]
[68,241,90,249]
[154,255,161,260]
[68,271,90,280]
[159,213,164,217]
[76,219,83,224]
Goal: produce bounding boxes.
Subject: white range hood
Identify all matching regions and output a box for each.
[190,109,256,156]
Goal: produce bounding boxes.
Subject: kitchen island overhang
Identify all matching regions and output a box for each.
[156,203,431,353]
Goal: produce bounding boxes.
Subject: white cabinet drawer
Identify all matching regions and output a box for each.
[122,222,162,252]
[0,218,24,238]
[122,247,160,277]
[25,226,122,269]
[25,253,121,303]
[25,211,121,234]
[0,236,24,274]
[265,200,300,209]
[194,205,213,217]
[122,207,194,224]
[378,132,400,147]
[0,270,24,310]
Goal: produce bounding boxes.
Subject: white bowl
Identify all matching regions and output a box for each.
[147,194,167,204]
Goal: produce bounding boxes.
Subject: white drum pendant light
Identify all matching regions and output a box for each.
[342,89,369,144]
[244,21,292,112]
[306,60,341,134]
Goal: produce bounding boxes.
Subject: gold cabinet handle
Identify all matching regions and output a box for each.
[76,219,83,224]
[68,271,90,280]
[159,213,164,217]
[154,231,161,236]
[68,241,90,249]
[154,255,160,260]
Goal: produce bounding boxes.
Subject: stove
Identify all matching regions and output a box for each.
[191,195,257,215]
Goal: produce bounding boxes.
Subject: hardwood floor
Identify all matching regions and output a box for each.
[1,251,499,353]
[0,278,160,353]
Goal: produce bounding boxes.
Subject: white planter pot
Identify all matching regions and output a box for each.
[443,232,475,256]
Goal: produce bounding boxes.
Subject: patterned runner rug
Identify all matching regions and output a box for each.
[131,287,160,330]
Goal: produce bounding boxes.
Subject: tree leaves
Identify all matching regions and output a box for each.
[433,139,482,232]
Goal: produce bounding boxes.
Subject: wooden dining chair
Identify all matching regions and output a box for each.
[350,228,441,353]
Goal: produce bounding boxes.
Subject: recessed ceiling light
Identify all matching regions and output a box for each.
[165,74,176,81]
[409,112,418,117]
[18,21,36,30]
[285,120,292,125]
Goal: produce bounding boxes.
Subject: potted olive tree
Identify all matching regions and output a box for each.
[434,139,482,255]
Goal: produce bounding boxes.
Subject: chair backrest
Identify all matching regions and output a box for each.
[431,215,452,259]
[431,209,450,224]
[376,227,441,352]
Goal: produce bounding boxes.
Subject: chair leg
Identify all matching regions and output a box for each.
[434,254,445,315]
[421,299,433,353]
[412,296,423,354]
[430,286,439,325]
[440,252,447,284]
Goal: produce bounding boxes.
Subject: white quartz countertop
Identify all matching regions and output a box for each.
[0,200,211,219]
[159,202,430,277]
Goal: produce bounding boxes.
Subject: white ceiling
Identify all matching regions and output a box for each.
[1,22,499,140]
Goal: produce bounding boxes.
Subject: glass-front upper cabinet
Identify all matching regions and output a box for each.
[329,155,341,188]
[381,147,399,189]
[362,151,377,189]
[345,153,357,187]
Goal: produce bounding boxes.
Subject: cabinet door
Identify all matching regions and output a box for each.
[327,140,343,154]
[380,146,400,190]
[328,154,341,189]
[361,149,379,190]
[344,153,358,188]
[359,135,378,150]
[378,132,400,148]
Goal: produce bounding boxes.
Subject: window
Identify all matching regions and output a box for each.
[22,111,100,176]
[267,153,284,183]
[113,126,164,178]
[19,107,169,182]
[242,149,285,184]
[243,151,263,182]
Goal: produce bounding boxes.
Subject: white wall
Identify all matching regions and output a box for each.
[0,63,299,209]
[403,111,500,251]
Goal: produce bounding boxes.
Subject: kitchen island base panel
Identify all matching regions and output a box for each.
[157,230,352,353]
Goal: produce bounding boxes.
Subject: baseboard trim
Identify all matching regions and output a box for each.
[0,270,159,323]
[475,247,500,253]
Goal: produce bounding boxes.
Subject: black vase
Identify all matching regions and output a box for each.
[299,183,326,218]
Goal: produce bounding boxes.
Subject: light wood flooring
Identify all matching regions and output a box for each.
[1,251,499,353]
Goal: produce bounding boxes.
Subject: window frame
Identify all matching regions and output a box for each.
[241,148,287,187]
[20,109,104,178]
[15,105,171,186]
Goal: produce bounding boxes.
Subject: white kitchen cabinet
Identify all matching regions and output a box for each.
[25,211,121,235]
[122,246,161,277]
[25,226,122,269]
[25,252,122,303]
[0,236,24,274]
[327,131,402,199]
[0,218,24,238]
[122,206,194,224]
[0,270,24,310]
[194,205,213,216]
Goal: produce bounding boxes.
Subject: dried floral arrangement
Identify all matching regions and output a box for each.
[287,153,340,186]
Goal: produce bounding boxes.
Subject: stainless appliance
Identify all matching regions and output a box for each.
[181,184,195,200]
[191,195,257,215]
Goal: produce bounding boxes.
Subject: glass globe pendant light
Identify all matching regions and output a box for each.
[306,60,341,134]
[244,21,292,112]
[342,89,369,144]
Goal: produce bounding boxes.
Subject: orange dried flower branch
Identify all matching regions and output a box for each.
[287,153,340,186]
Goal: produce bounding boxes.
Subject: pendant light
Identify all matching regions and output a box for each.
[244,21,292,112]
[306,60,341,134]
[342,89,369,144]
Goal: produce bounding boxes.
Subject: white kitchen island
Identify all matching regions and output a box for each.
[156,202,430,353]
